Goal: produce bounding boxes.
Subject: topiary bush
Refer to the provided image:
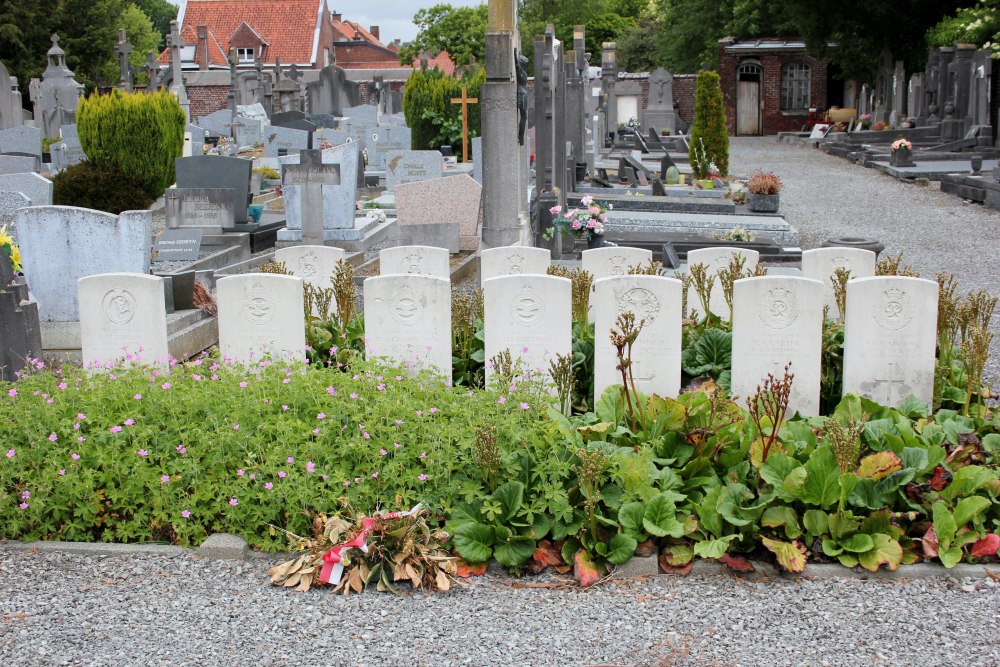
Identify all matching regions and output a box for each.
[52,161,154,214]
[77,89,185,199]
[403,66,484,159]
[689,70,729,178]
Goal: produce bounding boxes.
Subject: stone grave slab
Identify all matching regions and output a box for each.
[186,125,207,155]
[0,172,53,206]
[263,125,311,157]
[153,229,202,261]
[686,247,760,322]
[165,188,235,233]
[366,125,412,165]
[483,274,572,386]
[379,245,450,278]
[842,276,938,408]
[16,206,152,323]
[217,273,305,362]
[342,105,378,124]
[384,150,443,189]
[0,155,40,175]
[314,129,350,148]
[480,246,551,285]
[274,245,346,290]
[175,155,252,224]
[307,113,338,129]
[198,110,234,137]
[801,248,877,319]
[78,273,169,366]
[270,110,308,128]
[593,275,682,403]
[364,274,451,377]
[731,276,826,417]
[0,252,42,381]
[0,191,30,235]
[0,125,42,157]
[51,136,84,170]
[282,150,343,244]
[394,174,481,252]
[581,247,653,280]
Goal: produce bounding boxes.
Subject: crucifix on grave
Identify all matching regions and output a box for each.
[872,362,906,404]
[449,85,478,163]
[282,149,341,244]
[115,28,133,92]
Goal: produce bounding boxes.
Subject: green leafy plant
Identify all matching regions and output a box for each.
[52,161,154,214]
[688,70,729,178]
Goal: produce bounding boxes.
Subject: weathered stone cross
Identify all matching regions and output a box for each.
[282,149,341,244]
[450,85,479,164]
[115,28,133,92]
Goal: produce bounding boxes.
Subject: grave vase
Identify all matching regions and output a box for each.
[587,233,607,249]
[890,146,915,167]
[747,193,779,213]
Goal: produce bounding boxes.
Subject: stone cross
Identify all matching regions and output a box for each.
[282,149,341,244]
[449,85,478,163]
[286,64,303,84]
[145,50,162,90]
[115,28,133,92]
[167,20,189,121]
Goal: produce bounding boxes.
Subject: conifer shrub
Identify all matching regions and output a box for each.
[689,70,729,178]
[77,89,185,199]
[52,162,154,214]
[402,66,484,159]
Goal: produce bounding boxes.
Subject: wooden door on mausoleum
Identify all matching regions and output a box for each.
[737,63,762,136]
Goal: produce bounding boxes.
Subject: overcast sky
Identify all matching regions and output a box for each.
[333,0,485,43]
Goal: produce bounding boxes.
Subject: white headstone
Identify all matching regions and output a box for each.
[480,246,551,285]
[581,246,653,280]
[363,274,451,377]
[483,274,572,386]
[686,247,759,321]
[78,273,168,366]
[842,276,938,407]
[801,248,878,319]
[731,276,826,417]
[274,245,346,290]
[217,273,306,362]
[15,206,152,321]
[379,245,449,278]
[593,275,683,403]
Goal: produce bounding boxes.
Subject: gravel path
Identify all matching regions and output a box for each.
[1,549,998,667]
[730,137,1000,378]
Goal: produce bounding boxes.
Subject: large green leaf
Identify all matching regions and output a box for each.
[493,537,535,567]
[761,506,801,539]
[645,394,687,432]
[761,537,806,573]
[682,327,731,377]
[841,533,875,553]
[941,466,996,502]
[803,510,829,538]
[595,385,626,425]
[932,502,957,550]
[607,533,638,565]
[718,483,766,527]
[492,481,525,524]
[801,446,841,509]
[696,486,724,537]
[453,523,494,563]
[618,502,647,541]
[953,496,991,528]
[857,533,903,572]
[693,536,736,559]
[938,545,963,568]
[643,493,684,538]
[759,453,801,489]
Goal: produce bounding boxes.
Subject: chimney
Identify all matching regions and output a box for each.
[331,12,341,22]
[196,25,209,70]
[353,29,363,41]
[370,26,379,40]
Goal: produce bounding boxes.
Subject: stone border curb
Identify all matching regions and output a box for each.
[2,537,996,580]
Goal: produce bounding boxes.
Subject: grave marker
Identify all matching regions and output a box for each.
[686,247,759,321]
[364,274,452,377]
[175,155,252,224]
[480,246,550,285]
[383,150,443,189]
[379,245,450,279]
[78,273,169,366]
[449,85,479,164]
[217,273,305,362]
[165,188,235,233]
[394,174,482,252]
[282,150,342,244]
[801,248,877,319]
[582,247,652,280]
[274,245,346,290]
[153,229,203,261]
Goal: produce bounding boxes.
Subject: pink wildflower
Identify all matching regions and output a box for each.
[48,433,57,442]
[181,510,191,518]
[229,498,239,506]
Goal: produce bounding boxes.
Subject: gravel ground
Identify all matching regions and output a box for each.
[0,549,997,667]
[729,136,1000,379]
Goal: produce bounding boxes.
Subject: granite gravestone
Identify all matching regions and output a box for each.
[0,251,42,381]
[480,246,550,286]
[842,276,938,408]
[801,248,877,319]
[32,35,83,138]
[216,273,305,362]
[471,136,483,184]
[379,245,450,279]
[686,247,760,321]
[383,150,443,189]
[153,229,202,261]
[364,274,452,378]
[78,273,169,366]
[364,125,412,166]
[592,275,682,403]
[483,274,572,387]
[394,174,482,252]
[0,61,25,130]
[165,188,235,233]
[731,276,826,417]
[0,155,40,175]
[0,172,53,206]
[306,65,361,116]
[0,191,30,233]
[282,150,342,244]
[263,125,311,157]
[581,247,652,280]
[0,125,42,157]
[174,155,252,224]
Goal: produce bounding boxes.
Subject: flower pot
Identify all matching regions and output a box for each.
[697,179,715,189]
[890,146,915,167]
[747,193,779,213]
[575,162,587,183]
[587,234,607,249]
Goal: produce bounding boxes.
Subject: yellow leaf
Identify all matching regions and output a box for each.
[435,569,450,592]
[855,451,903,481]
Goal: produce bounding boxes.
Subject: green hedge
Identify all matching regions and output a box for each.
[52,161,155,214]
[689,70,729,178]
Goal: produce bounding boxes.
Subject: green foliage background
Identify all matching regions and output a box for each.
[688,70,729,177]
[403,66,485,158]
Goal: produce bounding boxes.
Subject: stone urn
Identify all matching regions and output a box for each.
[890,146,915,167]
[747,193,779,213]
[970,155,983,175]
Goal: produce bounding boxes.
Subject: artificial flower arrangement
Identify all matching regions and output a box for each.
[859,113,873,129]
[548,195,608,242]
[891,138,913,151]
[0,225,22,273]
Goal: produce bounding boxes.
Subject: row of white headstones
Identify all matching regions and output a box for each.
[78,244,938,416]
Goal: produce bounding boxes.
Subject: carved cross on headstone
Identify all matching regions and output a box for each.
[282,149,341,244]
[873,362,906,404]
[115,28,133,92]
[449,85,479,164]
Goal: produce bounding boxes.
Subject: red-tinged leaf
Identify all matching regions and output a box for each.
[970,534,1000,559]
[856,451,902,481]
[532,540,563,567]
[761,537,807,573]
[921,525,939,559]
[720,553,755,573]
[454,560,488,578]
[928,466,953,492]
[658,551,694,576]
[574,549,602,588]
[635,538,657,558]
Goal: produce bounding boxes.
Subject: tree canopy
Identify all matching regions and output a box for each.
[397,4,489,68]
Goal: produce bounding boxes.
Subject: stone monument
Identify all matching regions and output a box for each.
[30,35,83,139]
[642,68,676,134]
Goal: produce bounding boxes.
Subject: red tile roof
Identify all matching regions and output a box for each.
[332,18,384,47]
[157,24,229,67]
[176,0,326,66]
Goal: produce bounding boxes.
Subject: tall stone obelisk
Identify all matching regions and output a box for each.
[480,0,528,248]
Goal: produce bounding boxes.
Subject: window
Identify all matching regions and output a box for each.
[236,48,255,63]
[781,62,810,110]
